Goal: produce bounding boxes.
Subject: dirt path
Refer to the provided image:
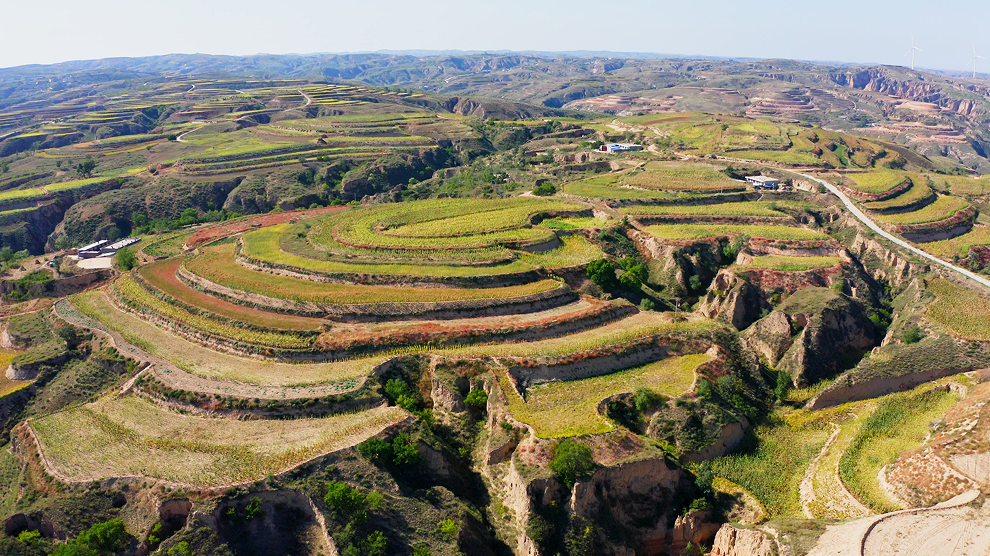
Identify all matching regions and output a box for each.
[175,121,210,143]
[801,422,872,519]
[298,88,313,107]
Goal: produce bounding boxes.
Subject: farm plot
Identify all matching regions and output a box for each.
[736,255,842,272]
[862,176,934,211]
[925,279,990,341]
[246,225,535,276]
[619,200,810,217]
[643,223,828,241]
[538,217,613,230]
[876,195,970,225]
[323,198,580,250]
[138,258,321,331]
[187,243,560,304]
[622,162,742,192]
[70,289,378,387]
[562,174,690,200]
[843,171,909,195]
[498,354,711,438]
[919,226,990,259]
[517,235,605,269]
[30,395,405,486]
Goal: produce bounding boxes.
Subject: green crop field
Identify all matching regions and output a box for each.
[538,217,613,229]
[862,178,934,211]
[708,420,830,518]
[247,225,535,276]
[141,232,194,258]
[736,255,842,271]
[115,273,314,349]
[0,188,46,202]
[876,195,970,225]
[721,150,818,164]
[517,235,605,269]
[925,279,990,340]
[619,200,810,217]
[31,395,405,485]
[839,388,958,513]
[562,174,690,200]
[623,162,741,191]
[844,171,908,194]
[71,289,378,387]
[388,200,584,237]
[931,174,990,196]
[187,243,559,304]
[918,225,990,258]
[499,354,711,438]
[444,312,719,360]
[643,223,828,241]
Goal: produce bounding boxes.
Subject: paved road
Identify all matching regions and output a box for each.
[797,172,990,290]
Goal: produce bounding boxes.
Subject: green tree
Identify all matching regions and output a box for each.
[115,247,136,271]
[363,531,387,556]
[324,481,368,523]
[76,157,97,178]
[586,258,617,291]
[549,440,596,488]
[464,387,488,410]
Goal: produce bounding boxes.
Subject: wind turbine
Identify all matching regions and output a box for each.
[971,44,985,78]
[905,37,922,71]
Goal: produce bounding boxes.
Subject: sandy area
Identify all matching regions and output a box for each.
[75,257,113,269]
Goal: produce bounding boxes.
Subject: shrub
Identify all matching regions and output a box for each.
[464,387,488,410]
[549,440,596,488]
[383,378,423,411]
[437,518,459,540]
[640,298,656,311]
[633,388,664,412]
[363,531,387,556]
[902,326,924,344]
[325,481,368,523]
[533,183,557,196]
[17,530,41,545]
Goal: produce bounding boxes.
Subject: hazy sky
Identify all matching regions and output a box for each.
[2,0,989,72]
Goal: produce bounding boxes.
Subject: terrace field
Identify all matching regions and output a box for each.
[185,243,560,303]
[925,279,990,341]
[562,173,691,200]
[71,289,379,387]
[861,176,935,211]
[498,353,711,438]
[736,254,842,271]
[844,171,909,194]
[619,200,810,217]
[875,195,970,225]
[918,225,990,259]
[622,161,743,192]
[643,223,828,241]
[30,395,406,485]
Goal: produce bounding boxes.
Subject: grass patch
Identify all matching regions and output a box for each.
[499,354,710,438]
[643,224,827,241]
[31,395,405,486]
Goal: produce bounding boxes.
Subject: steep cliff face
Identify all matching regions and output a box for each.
[771,288,881,387]
[708,524,774,556]
[630,230,729,296]
[828,67,990,118]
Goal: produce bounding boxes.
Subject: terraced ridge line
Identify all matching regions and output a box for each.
[53,297,363,400]
[797,173,990,291]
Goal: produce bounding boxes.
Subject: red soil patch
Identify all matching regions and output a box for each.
[184,206,349,249]
[139,258,323,331]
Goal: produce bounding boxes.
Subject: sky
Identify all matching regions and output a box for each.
[2,0,989,72]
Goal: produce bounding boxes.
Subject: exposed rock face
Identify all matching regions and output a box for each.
[630,230,728,295]
[743,311,794,363]
[849,229,927,288]
[569,457,687,555]
[670,510,721,553]
[776,293,880,386]
[698,272,768,330]
[709,524,774,556]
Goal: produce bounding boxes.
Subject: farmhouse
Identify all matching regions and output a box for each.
[745,176,782,190]
[77,240,108,258]
[600,143,643,153]
[99,237,141,256]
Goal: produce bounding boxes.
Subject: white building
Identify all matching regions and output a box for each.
[600,143,643,153]
[745,176,782,190]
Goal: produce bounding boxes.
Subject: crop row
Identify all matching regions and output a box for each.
[862,177,934,212]
[644,223,828,241]
[623,163,742,192]
[620,200,810,217]
[844,171,908,194]
[877,195,971,225]
[735,255,842,272]
[383,200,585,237]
